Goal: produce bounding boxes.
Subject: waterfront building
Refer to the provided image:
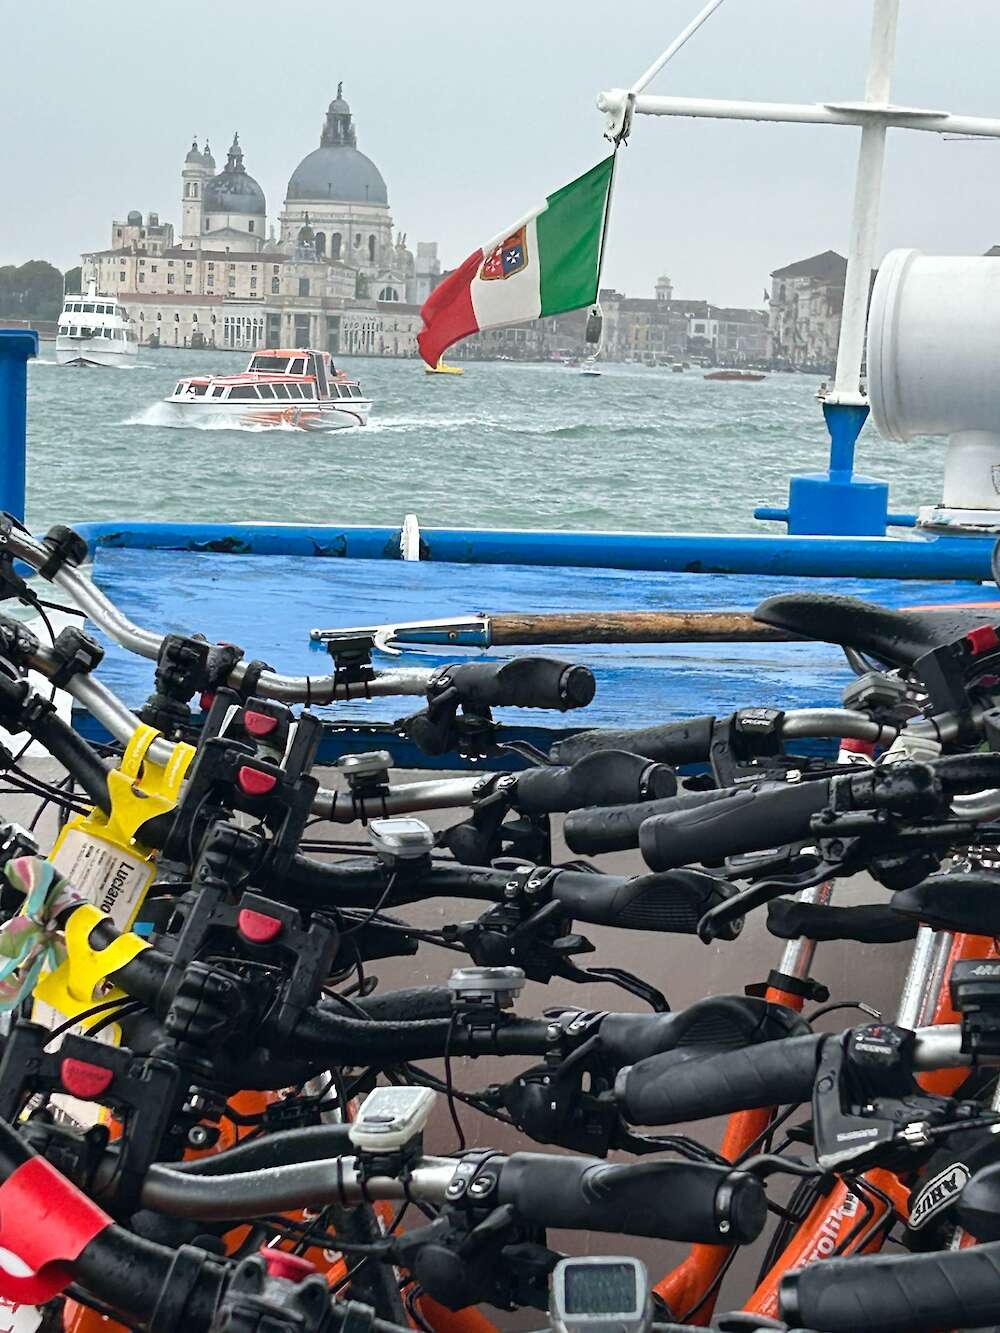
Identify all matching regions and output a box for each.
[767,250,847,372]
[80,89,436,355]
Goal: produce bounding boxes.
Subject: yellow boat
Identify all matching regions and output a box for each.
[425,359,464,375]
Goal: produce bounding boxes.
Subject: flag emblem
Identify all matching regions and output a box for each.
[481,227,528,281]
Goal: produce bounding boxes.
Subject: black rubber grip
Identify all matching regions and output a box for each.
[599,995,810,1067]
[498,1154,766,1245]
[564,786,742,855]
[766,899,918,944]
[513,750,677,815]
[639,779,832,870]
[433,657,595,711]
[552,867,740,937]
[619,1032,824,1125]
[780,1239,1000,1333]
[550,715,716,766]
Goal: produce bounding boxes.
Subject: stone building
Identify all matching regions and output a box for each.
[767,250,847,371]
[80,87,436,355]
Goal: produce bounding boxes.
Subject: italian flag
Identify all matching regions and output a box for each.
[417,155,615,368]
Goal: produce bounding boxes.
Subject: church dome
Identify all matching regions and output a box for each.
[204,133,266,215]
[185,138,204,164]
[286,86,388,206]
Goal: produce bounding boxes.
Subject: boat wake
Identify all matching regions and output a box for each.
[123,404,316,433]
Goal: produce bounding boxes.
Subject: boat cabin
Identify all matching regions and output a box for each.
[170,348,365,403]
[58,296,132,343]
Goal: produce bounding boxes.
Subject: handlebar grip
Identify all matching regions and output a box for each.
[780,1240,1000,1333]
[618,1032,824,1125]
[767,898,918,944]
[434,657,595,711]
[552,867,740,937]
[498,1154,766,1245]
[564,786,745,855]
[513,751,677,815]
[639,779,833,870]
[599,995,810,1068]
[550,715,716,766]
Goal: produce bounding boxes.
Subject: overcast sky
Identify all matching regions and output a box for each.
[4,1,1000,307]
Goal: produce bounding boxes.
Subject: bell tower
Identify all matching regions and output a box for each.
[181,138,214,246]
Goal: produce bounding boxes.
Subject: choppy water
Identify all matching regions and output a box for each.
[25,346,943,533]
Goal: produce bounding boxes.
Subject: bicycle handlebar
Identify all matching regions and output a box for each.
[141,1151,766,1245]
[780,1238,1000,1333]
[564,785,772,856]
[513,750,677,814]
[616,1024,967,1126]
[638,780,833,870]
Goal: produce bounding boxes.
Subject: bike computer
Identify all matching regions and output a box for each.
[366,817,435,865]
[348,1085,437,1153]
[549,1257,651,1333]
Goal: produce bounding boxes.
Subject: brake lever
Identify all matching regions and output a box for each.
[573,965,668,1013]
[697,859,840,944]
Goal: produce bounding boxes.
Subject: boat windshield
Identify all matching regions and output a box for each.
[248,354,289,373]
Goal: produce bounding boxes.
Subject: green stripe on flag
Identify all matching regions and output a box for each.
[536,155,614,316]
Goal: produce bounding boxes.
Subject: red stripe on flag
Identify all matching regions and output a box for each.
[416,248,483,367]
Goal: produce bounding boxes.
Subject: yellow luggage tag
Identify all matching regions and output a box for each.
[32,903,149,1029]
[33,726,192,1047]
[49,724,194,932]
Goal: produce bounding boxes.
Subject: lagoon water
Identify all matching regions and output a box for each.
[25,346,943,533]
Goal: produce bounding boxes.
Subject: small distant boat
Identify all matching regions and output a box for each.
[163,349,370,429]
[56,283,137,368]
[704,370,767,382]
[671,362,685,373]
[580,357,602,377]
[425,359,464,375]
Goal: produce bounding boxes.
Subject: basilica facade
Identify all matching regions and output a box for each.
[81,88,441,355]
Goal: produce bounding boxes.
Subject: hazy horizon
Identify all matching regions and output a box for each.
[5,1,1000,308]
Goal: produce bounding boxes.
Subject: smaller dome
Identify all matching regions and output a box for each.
[328,81,350,115]
[202,140,216,169]
[185,138,203,164]
[204,133,266,217]
[127,209,142,225]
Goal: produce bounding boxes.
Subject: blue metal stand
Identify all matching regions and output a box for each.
[755,401,897,536]
[0,331,38,523]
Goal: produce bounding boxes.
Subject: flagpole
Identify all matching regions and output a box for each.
[629,0,729,96]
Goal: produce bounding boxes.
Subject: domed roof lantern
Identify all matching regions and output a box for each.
[185,137,203,164]
[321,83,356,149]
[202,139,215,169]
[225,132,245,173]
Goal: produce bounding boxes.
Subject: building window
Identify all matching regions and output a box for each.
[271,277,279,294]
[248,220,255,233]
[119,273,126,283]
[331,233,341,260]
[186,260,193,269]
[273,264,279,274]
[168,260,174,267]
[368,235,376,262]
[205,219,211,231]
[151,265,157,273]
[354,233,362,248]
[298,277,310,297]
[167,274,175,285]
[250,277,257,289]
[174,313,180,322]
[139,258,145,266]
[139,273,145,283]
[378,287,398,302]
[116,228,122,238]
[228,263,235,270]
[207,262,214,271]
[314,232,326,258]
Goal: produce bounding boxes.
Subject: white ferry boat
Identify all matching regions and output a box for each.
[164,349,371,430]
[55,284,137,367]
